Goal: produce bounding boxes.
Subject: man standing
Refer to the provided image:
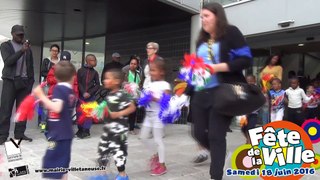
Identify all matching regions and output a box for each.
[0,25,34,144]
[101,52,123,82]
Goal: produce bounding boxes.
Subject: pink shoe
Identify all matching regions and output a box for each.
[151,165,167,176]
[149,156,159,171]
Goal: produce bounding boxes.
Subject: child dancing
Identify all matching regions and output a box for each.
[97,69,136,180]
[33,61,77,179]
[140,59,171,176]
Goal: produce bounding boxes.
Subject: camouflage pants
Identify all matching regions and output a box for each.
[97,122,128,172]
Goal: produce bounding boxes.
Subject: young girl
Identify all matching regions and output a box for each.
[140,59,170,176]
[305,85,319,119]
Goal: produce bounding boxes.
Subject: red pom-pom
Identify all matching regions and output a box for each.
[104,108,109,118]
[262,74,274,81]
[182,54,206,70]
[16,95,36,121]
[77,116,86,125]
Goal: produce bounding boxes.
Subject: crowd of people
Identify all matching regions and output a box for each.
[0,2,319,180]
[259,54,319,126]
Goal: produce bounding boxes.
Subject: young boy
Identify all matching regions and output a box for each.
[241,75,259,144]
[33,61,77,179]
[42,51,79,132]
[76,54,100,138]
[97,69,136,180]
[285,77,311,126]
[269,78,286,122]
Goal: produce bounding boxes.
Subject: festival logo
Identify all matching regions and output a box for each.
[8,165,29,178]
[228,120,319,179]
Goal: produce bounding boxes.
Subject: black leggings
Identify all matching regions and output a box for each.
[128,111,136,131]
[191,88,232,180]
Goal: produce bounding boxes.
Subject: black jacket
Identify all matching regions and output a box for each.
[0,40,34,80]
[77,65,100,98]
[40,58,55,79]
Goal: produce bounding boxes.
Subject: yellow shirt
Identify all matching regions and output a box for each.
[260,65,283,80]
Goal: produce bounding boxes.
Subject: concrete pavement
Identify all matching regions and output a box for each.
[0,122,319,180]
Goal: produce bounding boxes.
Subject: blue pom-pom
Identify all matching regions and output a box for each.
[159,94,188,124]
[159,93,173,124]
[162,108,182,124]
[159,93,170,112]
[137,91,153,107]
[178,69,192,85]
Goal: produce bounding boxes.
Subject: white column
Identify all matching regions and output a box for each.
[190,14,201,53]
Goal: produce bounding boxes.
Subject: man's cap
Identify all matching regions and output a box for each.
[112,52,121,58]
[11,25,25,35]
[60,51,71,61]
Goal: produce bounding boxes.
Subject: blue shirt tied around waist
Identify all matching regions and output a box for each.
[197,42,220,90]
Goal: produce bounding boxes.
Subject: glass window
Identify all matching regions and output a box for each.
[63,39,83,71]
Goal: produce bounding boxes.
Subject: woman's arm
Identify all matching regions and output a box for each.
[211,63,229,73]
[212,26,252,73]
[259,68,266,79]
[276,66,283,80]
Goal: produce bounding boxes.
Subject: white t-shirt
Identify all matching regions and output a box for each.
[285,87,311,108]
[143,64,151,89]
[145,80,171,112]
